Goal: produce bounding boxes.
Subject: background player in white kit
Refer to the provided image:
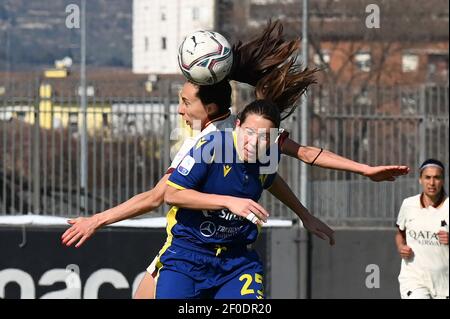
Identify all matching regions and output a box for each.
[395,159,449,299]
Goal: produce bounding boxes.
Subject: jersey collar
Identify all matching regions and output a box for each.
[420,191,447,208]
[203,111,231,130]
[232,131,244,161]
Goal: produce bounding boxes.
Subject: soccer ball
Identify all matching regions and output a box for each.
[178,30,233,85]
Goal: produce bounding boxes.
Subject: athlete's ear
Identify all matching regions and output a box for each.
[235,119,241,128]
[205,103,219,117]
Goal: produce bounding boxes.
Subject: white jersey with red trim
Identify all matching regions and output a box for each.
[167,112,237,173]
[396,194,449,298]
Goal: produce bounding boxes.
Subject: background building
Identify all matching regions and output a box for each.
[132,0,216,74]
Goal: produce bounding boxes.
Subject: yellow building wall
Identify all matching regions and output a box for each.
[34,83,111,134]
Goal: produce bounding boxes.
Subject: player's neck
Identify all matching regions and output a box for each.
[421,191,446,208]
[203,111,231,130]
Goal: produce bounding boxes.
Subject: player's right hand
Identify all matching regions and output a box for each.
[225,197,269,225]
[437,230,449,245]
[398,245,414,259]
[363,165,410,182]
[61,216,100,248]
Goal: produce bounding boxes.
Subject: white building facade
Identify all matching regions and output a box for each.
[133,0,216,74]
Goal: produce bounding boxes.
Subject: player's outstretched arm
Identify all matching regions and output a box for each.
[281,138,410,182]
[164,185,269,225]
[61,173,170,248]
[268,174,335,245]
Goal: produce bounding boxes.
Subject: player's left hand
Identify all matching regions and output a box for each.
[438,231,449,245]
[363,165,410,182]
[61,216,100,248]
[301,214,335,246]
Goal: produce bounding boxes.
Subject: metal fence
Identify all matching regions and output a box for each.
[0,81,448,227]
[306,84,449,226]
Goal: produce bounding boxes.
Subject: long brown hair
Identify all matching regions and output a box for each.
[230,20,318,120]
[238,99,281,128]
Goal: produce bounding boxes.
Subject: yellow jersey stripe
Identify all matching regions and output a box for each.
[166,180,186,190]
[196,137,208,149]
[232,131,244,161]
[154,206,179,297]
[256,223,263,240]
[155,206,179,270]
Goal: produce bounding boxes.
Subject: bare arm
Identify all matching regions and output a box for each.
[281,138,410,182]
[395,228,414,259]
[164,185,269,224]
[61,173,170,247]
[268,174,335,245]
[438,230,449,245]
[91,173,169,226]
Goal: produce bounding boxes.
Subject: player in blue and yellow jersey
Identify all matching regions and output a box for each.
[155,97,331,298]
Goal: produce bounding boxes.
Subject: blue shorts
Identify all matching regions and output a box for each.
[155,241,265,299]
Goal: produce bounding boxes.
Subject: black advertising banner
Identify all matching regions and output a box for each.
[0,226,167,299]
[0,226,267,299]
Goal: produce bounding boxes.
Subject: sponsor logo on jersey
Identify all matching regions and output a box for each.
[177,155,195,176]
[195,137,208,149]
[223,165,232,177]
[199,221,217,237]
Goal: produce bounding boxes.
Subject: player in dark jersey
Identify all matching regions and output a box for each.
[157,99,327,298]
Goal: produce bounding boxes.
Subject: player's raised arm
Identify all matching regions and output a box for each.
[61,173,170,248]
[267,173,335,245]
[280,138,410,182]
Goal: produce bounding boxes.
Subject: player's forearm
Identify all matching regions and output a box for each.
[95,191,163,227]
[309,148,369,174]
[395,230,407,251]
[282,138,370,175]
[165,188,230,211]
[268,175,311,221]
[94,174,170,227]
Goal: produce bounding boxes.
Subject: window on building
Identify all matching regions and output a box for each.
[313,51,330,66]
[68,112,78,132]
[355,52,371,72]
[15,111,26,121]
[427,53,449,81]
[161,37,167,50]
[77,86,95,97]
[53,117,62,128]
[126,114,137,134]
[402,53,419,72]
[313,87,329,114]
[102,113,109,127]
[356,88,371,106]
[193,7,200,21]
[144,37,149,52]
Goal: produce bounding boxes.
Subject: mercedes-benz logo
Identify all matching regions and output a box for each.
[199,221,216,237]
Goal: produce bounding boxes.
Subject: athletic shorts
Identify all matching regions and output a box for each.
[154,241,265,299]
